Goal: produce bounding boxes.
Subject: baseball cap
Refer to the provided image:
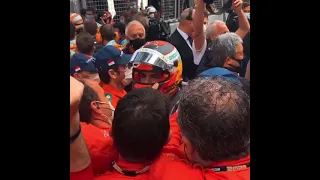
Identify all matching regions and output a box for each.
[70,53,98,76]
[94,45,132,72]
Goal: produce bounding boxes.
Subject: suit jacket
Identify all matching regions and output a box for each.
[168,30,198,81]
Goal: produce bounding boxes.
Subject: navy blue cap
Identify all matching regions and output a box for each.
[94,45,132,72]
[70,53,97,76]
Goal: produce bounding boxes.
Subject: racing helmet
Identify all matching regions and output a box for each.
[130,41,183,96]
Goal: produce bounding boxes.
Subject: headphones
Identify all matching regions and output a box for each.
[186,7,193,21]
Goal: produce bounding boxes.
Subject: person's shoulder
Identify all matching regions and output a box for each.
[122,46,130,54]
[81,122,111,145]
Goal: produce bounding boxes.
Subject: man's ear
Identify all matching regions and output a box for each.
[90,101,102,114]
[108,69,117,79]
[182,136,194,161]
[226,57,233,65]
[73,73,80,79]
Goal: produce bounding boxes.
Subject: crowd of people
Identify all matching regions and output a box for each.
[70,0,250,179]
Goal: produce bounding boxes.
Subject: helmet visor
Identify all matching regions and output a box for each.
[130,48,169,70]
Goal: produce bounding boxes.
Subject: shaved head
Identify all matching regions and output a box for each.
[179,8,195,24]
[178,8,195,36]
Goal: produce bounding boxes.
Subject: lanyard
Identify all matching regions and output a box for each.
[212,162,250,172]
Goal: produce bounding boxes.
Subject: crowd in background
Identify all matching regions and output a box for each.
[70,0,250,179]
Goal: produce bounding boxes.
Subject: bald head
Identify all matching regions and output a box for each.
[179,8,195,24]
[178,8,195,36]
[125,20,146,40]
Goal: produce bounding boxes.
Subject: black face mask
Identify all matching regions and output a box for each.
[227,57,243,74]
[129,38,146,51]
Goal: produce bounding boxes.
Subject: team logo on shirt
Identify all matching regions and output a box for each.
[105,94,112,103]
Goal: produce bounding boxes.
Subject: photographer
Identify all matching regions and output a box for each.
[146,6,170,41]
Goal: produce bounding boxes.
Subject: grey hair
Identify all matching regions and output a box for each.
[125,20,146,35]
[207,32,243,67]
[178,76,250,162]
[206,20,224,40]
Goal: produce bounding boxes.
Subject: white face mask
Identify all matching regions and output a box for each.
[121,66,133,86]
[149,13,155,18]
[98,100,115,125]
[88,73,100,82]
[244,13,250,19]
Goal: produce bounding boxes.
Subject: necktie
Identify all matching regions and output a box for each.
[187,36,193,47]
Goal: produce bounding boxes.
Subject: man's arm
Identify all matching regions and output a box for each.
[193,0,205,51]
[245,61,250,81]
[70,134,94,180]
[70,121,91,172]
[234,0,250,39]
[70,76,94,180]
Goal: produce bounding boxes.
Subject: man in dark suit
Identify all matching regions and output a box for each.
[168,8,197,82]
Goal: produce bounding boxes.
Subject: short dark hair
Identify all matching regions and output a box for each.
[113,22,126,35]
[76,32,95,54]
[70,22,76,40]
[112,88,170,162]
[86,7,96,14]
[242,2,250,9]
[178,76,250,162]
[100,24,115,41]
[79,82,100,123]
[84,20,98,36]
[80,8,87,16]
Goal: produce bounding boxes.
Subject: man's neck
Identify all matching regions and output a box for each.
[109,81,124,91]
[178,26,190,37]
[103,40,110,46]
[81,52,93,57]
[90,119,110,129]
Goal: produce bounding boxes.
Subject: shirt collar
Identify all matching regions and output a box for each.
[114,156,150,171]
[101,83,127,98]
[177,27,189,41]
